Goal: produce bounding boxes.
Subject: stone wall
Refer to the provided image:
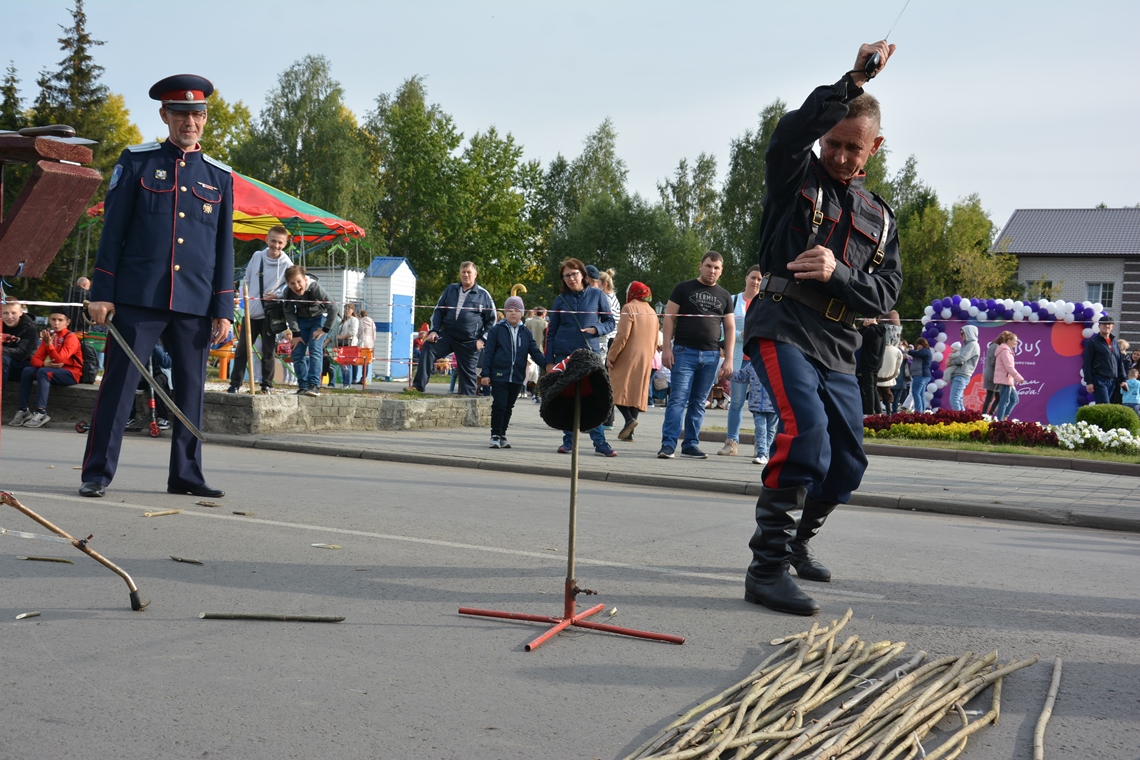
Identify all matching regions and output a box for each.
[2,383,489,434]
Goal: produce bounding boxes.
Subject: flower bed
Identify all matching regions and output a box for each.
[864,410,1059,448]
[1052,421,1140,455]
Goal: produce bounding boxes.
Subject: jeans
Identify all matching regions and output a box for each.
[660,346,720,451]
[726,377,748,441]
[290,316,328,390]
[995,384,1019,420]
[19,366,77,410]
[562,424,607,451]
[948,374,968,410]
[229,315,277,389]
[752,410,779,458]
[1091,377,1117,405]
[911,376,930,413]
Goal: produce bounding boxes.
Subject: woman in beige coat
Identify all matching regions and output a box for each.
[606,281,657,441]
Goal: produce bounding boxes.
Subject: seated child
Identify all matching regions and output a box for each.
[479,296,545,449]
[10,310,82,428]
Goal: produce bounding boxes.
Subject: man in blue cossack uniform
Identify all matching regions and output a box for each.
[79,74,234,498]
[740,42,903,616]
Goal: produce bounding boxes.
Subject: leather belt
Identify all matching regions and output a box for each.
[757,275,858,329]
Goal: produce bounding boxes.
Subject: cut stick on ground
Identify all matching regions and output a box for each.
[311,543,343,549]
[1033,657,1062,760]
[625,612,1041,760]
[198,612,345,623]
[169,556,203,565]
[15,611,41,620]
[17,556,74,564]
[143,509,181,518]
[232,511,254,516]
[195,501,222,508]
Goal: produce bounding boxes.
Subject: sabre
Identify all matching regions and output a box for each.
[86,302,205,441]
[864,0,913,77]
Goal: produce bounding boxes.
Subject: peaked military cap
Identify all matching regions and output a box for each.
[149,74,214,111]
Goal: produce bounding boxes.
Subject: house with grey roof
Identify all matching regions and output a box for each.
[993,208,1140,342]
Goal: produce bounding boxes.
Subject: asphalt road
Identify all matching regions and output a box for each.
[2,428,1138,759]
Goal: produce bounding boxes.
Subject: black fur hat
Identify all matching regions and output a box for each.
[538,349,613,431]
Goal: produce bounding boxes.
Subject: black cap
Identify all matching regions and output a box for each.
[149,74,214,111]
[585,265,601,280]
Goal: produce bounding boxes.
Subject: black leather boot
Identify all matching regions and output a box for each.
[789,497,838,582]
[744,485,820,616]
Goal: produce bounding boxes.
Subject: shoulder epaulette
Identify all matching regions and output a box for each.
[126,141,162,153]
[203,154,232,173]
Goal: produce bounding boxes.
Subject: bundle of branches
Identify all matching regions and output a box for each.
[624,610,1039,760]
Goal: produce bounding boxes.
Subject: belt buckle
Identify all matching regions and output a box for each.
[812,210,824,226]
[824,298,846,323]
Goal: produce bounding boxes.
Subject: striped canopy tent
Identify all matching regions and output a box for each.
[231,172,365,244]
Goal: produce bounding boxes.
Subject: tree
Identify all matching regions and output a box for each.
[198,91,252,166]
[658,153,720,246]
[1,62,25,130]
[366,76,467,304]
[233,55,375,249]
[719,99,786,281]
[31,0,106,128]
[568,118,628,209]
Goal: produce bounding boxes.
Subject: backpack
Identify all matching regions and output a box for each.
[79,341,99,384]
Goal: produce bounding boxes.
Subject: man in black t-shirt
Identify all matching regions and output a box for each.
[657,252,734,459]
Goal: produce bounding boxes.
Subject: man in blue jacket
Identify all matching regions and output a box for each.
[79,74,234,499]
[1083,316,1127,404]
[412,261,496,395]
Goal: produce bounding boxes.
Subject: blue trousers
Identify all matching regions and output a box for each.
[660,345,720,451]
[19,366,77,410]
[749,338,866,504]
[414,332,480,395]
[995,384,1019,420]
[948,374,968,410]
[82,304,210,489]
[1091,377,1117,405]
[911,375,930,413]
[290,316,329,390]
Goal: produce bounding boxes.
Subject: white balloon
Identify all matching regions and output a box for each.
[1063,313,1074,323]
[1037,299,1049,309]
[1045,303,1056,314]
[1003,299,1015,308]
[935,379,948,388]
[940,308,952,318]
[936,332,948,343]
[1028,312,1039,322]
[967,306,979,316]
[1064,302,1076,314]
[920,315,931,325]
[1013,301,1024,310]
[1082,328,1093,338]
[1012,311,1024,322]
[926,383,937,394]
[1082,301,1092,309]
[934,342,946,353]
[924,305,935,316]
[932,352,944,362]
[1093,302,1103,313]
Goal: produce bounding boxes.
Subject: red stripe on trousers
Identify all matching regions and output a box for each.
[758,338,797,489]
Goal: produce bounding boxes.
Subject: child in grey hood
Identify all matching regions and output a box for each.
[946,324,980,410]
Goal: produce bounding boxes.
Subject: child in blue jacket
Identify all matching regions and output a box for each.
[731,362,780,465]
[480,296,545,448]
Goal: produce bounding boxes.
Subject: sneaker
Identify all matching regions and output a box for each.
[489,436,501,449]
[657,447,675,459]
[753,455,769,465]
[23,411,50,428]
[557,445,571,454]
[595,444,617,458]
[717,439,738,456]
[9,408,31,427]
[680,446,708,459]
[125,416,142,431]
[157,418,171,430]
[617,419,638,440]
[226,386,238,394]
[304,388,320,397]
[260,385,272,395]
[532,395,540,404]
[295,388,308,396]
[499,437,511,449]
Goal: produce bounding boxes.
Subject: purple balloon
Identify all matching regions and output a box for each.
[986,299,997,309]
[941,298,952,309]
[951,295,962,305]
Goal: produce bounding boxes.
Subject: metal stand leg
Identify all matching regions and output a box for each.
[459,387,684,650]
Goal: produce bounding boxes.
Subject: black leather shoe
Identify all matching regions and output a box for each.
[744,573,820,616]
[789,540,832,582]
[167,483,225,498]
[78,481,105,497]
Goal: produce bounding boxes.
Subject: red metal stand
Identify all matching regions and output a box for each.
[459,388,684,651]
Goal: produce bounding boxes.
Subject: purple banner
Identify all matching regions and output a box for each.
[932,320,1086,424]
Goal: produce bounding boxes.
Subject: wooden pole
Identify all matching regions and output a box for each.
[565,386,581,620]
[242,283,256,395]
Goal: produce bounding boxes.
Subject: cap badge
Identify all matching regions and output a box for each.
[203,203,213,214]
[185,90,195,101]
[155,169,167,180]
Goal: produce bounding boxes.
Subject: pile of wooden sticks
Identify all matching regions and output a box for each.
[625,610,1040,760]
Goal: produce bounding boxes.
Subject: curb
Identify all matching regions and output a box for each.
[208,434,1140,534]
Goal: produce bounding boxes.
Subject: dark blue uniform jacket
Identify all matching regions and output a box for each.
[481,320,545,385]
[91,139,234,321]
[430,283,496,341]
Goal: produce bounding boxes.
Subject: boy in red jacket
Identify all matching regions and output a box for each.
[10,310,83,428]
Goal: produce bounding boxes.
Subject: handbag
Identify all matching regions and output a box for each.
[258,264,288,334]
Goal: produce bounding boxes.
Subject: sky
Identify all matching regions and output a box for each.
[3,0,1138,231]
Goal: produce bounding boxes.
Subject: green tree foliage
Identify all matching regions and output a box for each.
[720,99,786,283]
[658,153,720,247]
[233,54,374,257]
[568,118,627,209]
[1,62,25,130]
[198,91,252,166]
